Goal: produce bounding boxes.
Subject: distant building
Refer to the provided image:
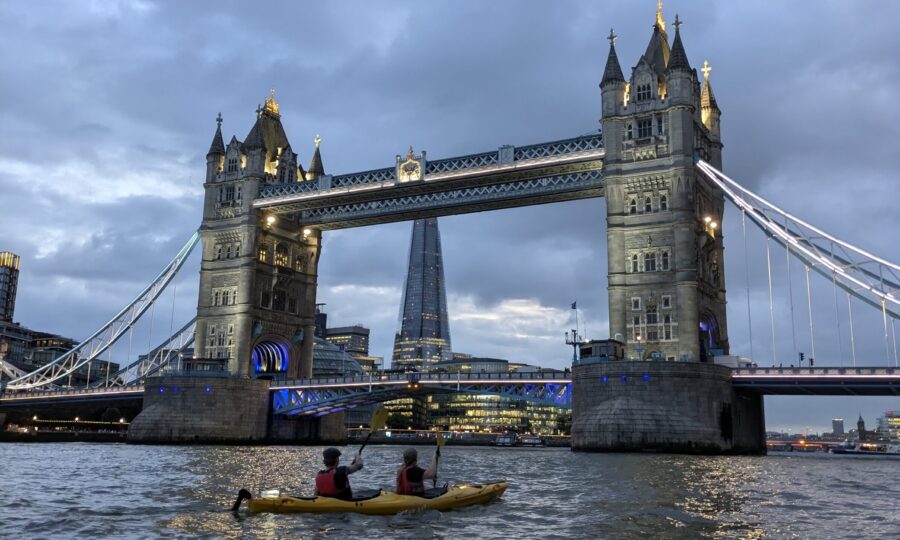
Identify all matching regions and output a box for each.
[427,394,570,435]
[832,418,845,436]
[577,339,625,364]
[392,218,453,371]
[312,338,362,377]
[0,252,20,323]
[433,357,508,374]
[876,411,899,441]
[452,352,473,361]
[856,415,874,442]
[0,321,118,386]
[325,325,384,374]
[314,303,327,339]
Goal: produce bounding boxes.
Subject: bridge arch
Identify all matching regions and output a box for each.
[251,339,292,376]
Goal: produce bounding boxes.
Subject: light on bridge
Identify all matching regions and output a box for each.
[74,417,80,422]
[32,415,38,421]
[265,215,277,226]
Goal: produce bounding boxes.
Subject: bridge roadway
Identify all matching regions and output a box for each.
[1,367,897,414]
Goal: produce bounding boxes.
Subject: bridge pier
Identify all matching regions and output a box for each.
[571,362,765,454]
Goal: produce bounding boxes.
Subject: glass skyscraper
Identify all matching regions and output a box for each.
[0,252,20,323]
[392,218,452,371]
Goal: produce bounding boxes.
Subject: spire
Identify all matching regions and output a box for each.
[207,112,225,156]
[642,5,670,80]
[262,88,280,117]
[601,28,625,86]
[307,134,324,179]
[700,60,719,110]
[656,0,666,33]
[666,15,691,73]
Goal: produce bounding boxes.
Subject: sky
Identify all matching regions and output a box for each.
[0,0,897,434]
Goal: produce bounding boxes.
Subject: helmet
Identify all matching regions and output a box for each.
[323,447,341,465]
[403,447,418,464]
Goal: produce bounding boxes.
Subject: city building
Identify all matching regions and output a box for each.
[325,325,383,373]
[383,396,428,429]
[577,339,626,364]
[311,338,363,378]
[0,251,20,322]
[314,303,327,339]
[876,411,899,441]
[0,321,118,386]
[391,218,453,371]
[427,394,570,435]
[433,357,508,374]
[832,418,845,436]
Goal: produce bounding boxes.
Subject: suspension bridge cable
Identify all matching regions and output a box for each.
[804,265,816,365]
[847,293,857,368]
[741,210,755,361]
[784,218,798,362]
[147,299,156,359]
[892,317,898,367]
[765,236,777,366]
[882,300,891,366]
[832,272,845,367]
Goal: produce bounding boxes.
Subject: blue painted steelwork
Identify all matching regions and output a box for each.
[270,372,573,416]
[252,341,289,373]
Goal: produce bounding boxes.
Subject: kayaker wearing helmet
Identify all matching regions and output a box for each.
[315,447,363,500]
[396,448,437,496]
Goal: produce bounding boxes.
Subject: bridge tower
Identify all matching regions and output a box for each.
[573,5,763,454]
[601,9,727,363]
[195,94,321,379]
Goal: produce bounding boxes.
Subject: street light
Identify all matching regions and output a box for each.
[635,335,645,361]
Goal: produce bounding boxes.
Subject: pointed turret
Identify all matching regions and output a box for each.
[207,113,225,156]
[641,1,670,81]
[601,29,625,86]
[700,60,722,144]
[307,134,325,180]
[206,113,226,181]
[666,15,691,73]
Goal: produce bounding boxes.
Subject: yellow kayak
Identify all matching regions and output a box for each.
[243,482,507,515]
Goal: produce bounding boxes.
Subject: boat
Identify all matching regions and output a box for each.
[831,441,900,456]
[239,481,508,515]
[494,434,516,446]
[517,435,545,447]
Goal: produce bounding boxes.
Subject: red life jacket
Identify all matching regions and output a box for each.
[315,467,348,497]
[396,464,425,495]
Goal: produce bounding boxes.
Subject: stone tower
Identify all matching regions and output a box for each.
[195,93,321,379]
[392,218,453,371]
[601,6,727,363]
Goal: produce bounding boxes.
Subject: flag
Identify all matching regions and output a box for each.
[570,301,577,309]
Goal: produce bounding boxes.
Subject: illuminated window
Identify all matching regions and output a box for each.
[274,245,289,267]
[258,244,269,263]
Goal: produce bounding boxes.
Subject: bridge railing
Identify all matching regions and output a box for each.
[274,370,571,389]
[733,367,898,376]
[0,385,143,400]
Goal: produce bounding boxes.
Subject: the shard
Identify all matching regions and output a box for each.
[392,218,452,371]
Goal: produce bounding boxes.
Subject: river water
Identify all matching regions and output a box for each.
[1,444,896,539]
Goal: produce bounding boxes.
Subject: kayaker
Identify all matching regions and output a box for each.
[396,448,437,495]
[315,447,363,500]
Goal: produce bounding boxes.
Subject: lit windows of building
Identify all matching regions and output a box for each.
[0,251,20,323]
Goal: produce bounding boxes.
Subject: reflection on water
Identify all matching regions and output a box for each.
[1,444,897,539]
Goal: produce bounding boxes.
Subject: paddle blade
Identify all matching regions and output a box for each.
[370,408,389,432]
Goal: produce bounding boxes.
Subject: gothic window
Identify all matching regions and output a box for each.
[661,251,670,271]
[222,290,230,306]
[662,295,672,309]
[213,291,220,306]
[218,187,223,201]
[646,306,659,341]
[208,338,215,348]
[644,252,657,272]
[631,255,639,273]
[227,157,238,172]
[260,290,271,309]
[236,186,242,200]
[659,194,668,211]
[287,297,297,314]
[637,118,653,139]
[258,244,269,263]
[632,315,642,341]
[626,122,633,140]
[272,289,286,312]
[656,114,666,135]
[218,334,225,347]
[235,243,241,257]
[644,196,652,213]
[274,245,289,267]
[629,198,637,215]
[209,325,216,335]
[631,297,641,310]
[225,185,235,201]
[636,84,652,101]
[664,314,673,340]
[215,245,223,260]
[225,245,233,259]
[227,324,234,335]
[295,255,304,272]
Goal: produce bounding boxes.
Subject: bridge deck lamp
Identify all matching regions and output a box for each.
[265,215,277,227]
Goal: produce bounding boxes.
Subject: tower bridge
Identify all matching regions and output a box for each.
[2,4,898,452]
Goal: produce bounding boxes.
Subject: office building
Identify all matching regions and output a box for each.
[0,252,20,323]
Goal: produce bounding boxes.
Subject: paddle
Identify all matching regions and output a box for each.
[433,431,445,488]
[358,407,388,458]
